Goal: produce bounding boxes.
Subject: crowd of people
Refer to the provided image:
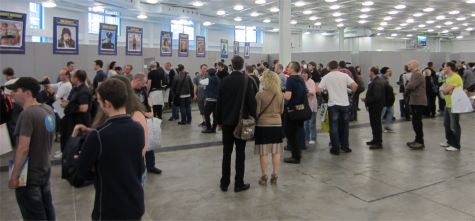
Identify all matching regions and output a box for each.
[1,56,474,220]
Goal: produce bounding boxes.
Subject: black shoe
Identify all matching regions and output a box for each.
[220,184,228,192]
[147,167,162,174]
[341,147,352,153]
[234,183,250,192]
[284,157,300,164]
[178,122,187,125]
[366,141,376,145]
[406,141,416,147]
[369,144,383,150]
[330,149,340,155]
[198,122,206,127]
[201,129,216,134]
[409,142,425,150]
[168,117,175,121]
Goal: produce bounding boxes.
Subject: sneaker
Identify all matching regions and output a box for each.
[53,152,62,159]
[309,140,315,145]
[440,142,450,147]
[445,146,460,151]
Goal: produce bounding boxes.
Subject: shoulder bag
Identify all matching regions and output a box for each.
[233,76,256,140]
[287,79,312,121]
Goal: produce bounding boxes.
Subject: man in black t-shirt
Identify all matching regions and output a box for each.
[147,62,167,119]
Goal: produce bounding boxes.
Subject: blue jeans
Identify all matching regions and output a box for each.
[382,106,394,130]
[304,112,317,141]
[15,182,55,220]
[145,150,156,169]
[179,97,192,123]
[171,103,179,119]
[444,108,461,149]
[328,105,350,151]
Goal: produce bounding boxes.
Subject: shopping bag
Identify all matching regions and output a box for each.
[321,112,330,133]
[0,123,12,155]
[451,87,474,113]
[147,117,162,151]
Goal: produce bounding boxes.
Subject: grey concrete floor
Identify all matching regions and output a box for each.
[1,104,475,220]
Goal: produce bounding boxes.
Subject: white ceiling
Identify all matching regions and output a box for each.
[54,0,475,38]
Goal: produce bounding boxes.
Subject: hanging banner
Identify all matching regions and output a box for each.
[0,11,26,54]
[196,36,206,57]
[233,41,239,55]
[98,23,118,55]
[178,33,189,57]
[160,31,172,57]
[244,42,250,59]
[53,17,79,55]
[220,39,228,59]
[126,26,143,56]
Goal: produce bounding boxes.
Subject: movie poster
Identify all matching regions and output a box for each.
[126,26,142,56]
[196,36,205,57]
[0,10,26,54]
[98,23,118,55]
[220,39,228,59]
[160,31,172,57]
[178,33,189,57]
[53,17,78,55]
[234,41,239,55]
[244,42,250,59]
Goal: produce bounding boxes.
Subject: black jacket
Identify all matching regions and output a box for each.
[172,71,194,98]
[365,76,386,108]
[74,115,145,220]
[217,71,257,126]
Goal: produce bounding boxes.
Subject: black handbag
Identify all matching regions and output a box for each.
[287,79,312,121]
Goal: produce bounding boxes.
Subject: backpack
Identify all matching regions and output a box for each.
[0,92,14,124]
[354,74,366,93]
[62,136,95,187]
[385,81,395,107]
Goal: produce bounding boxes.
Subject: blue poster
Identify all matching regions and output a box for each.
[417,35,427,47]
[126,26,142,56]
[98,23,118,55]
[196,36,205,57]
[160,31,172,57]
[0,10,26,54]
[53,17,79,55]
[220,39,228,59]
[178,33,189,57]
[244,42,250,59]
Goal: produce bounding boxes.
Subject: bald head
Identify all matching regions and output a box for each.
[407,60,420,72]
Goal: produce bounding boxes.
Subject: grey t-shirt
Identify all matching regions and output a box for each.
[14,104,55,185]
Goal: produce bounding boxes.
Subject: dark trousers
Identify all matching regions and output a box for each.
[411,105,425,144]
[152,105,163,119]
[145,150,156,169]
[351,92,361,121]
[179,97,192,123]
[221,125,246,187]
[328,105,350,152]
[204,101,217,131]
[368,105,383,144]
[285,114,304,160]
[15,182,55,221]
[444,108,461,149]
[438,95,446,112]
[426,95,437,117]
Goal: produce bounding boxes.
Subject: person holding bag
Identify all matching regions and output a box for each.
[217,55,256,193]
[255,70,284,185]
[172,64,194,125]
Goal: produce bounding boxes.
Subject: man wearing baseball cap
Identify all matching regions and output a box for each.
[7,77,56,220]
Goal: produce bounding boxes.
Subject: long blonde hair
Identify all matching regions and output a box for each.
[262,70,282,95]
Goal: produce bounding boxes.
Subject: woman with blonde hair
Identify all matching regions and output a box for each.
[254,70,285,185]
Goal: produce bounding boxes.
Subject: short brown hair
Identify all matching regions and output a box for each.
[97,78,128,109]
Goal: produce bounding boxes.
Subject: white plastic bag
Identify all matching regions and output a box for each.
[451,87,474,113]
[146,117,162,151]
[0,123,13,155]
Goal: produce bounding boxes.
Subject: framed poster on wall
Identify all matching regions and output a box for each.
[234,41,239,55]
[220,39,228,59]
[126,26,143,56]
[160,31,172,57]
[53,17,79,55]
[98,23,118,55]
[244,42,250,59]
[196,36,206,57]
[178,33,189,57]
[0,10,26,54]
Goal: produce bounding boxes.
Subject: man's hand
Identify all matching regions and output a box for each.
[8,177,20,189]
[361,97,366,102]
[72,124,92,137]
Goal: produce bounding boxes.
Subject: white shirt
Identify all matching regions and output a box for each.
[51,81,72,118]
[318,71,355,107]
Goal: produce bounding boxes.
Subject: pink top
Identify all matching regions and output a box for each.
[305,78,318,112]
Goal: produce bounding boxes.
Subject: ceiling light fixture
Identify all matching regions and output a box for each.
[335,18,344,22]
[436,15,445,20]
[234,5,244,10]
[360,14,369,19]
[216,10,226,15]
[426,20,435,24]
[325,0,337,2]
[234,17,242,21]
[359,20,367,24]
[418,24,426,28]
[361,8,371,12]
[192,1,204,7]
[406,34,413,37]
[377,27,384,30]
[263,19,271,23]
[423,7,434,12]
[400,23,407,26]
[388,10,399,15]
[294,1,306,7]
[330,5,340,10]
[441,29,449,33]
[270,7,279,12]
[427,29,434,32]
[444,21,453,25]
[466,27,474,31]
[203,21,212,26]
[449,10,460,15]
[309,16,319,20]
[380,22,388,26]
[303,10,313,15]
[250,12,260,17]
[456,17,466,21]
[395,27,402,30]
[137,14,147,19]
[384,16,392,21]
[456,35,464,39]
[42,0,57,8]
[362,1,374,6]
[391,33,398,37]
[451,27,459,30]
[436,25,442,28]
[304,31,311,35]
[146,0,158,4]
[395,4,406,9]
[413,13,423,17]
[272,28,279,32]
[314,22,322,26]
[291,20,298,24]
[255,0,266,4]
[406,18,414,23]
[467,0,475,3]
[337,23,344,27]
[332,12,342,17]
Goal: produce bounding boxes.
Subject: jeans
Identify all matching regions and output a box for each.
[328,105,350,151]
[411,105,425,144]
[304,112,317,141]
[204,100,217,131]
[179,97,192,123]
[221,125,247,187]
[145,150,156,169]
[15,182,55,221]
[171,103,179,119]
[444,108,461,149]
[381,106,394,130]
[369,105,384,144]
